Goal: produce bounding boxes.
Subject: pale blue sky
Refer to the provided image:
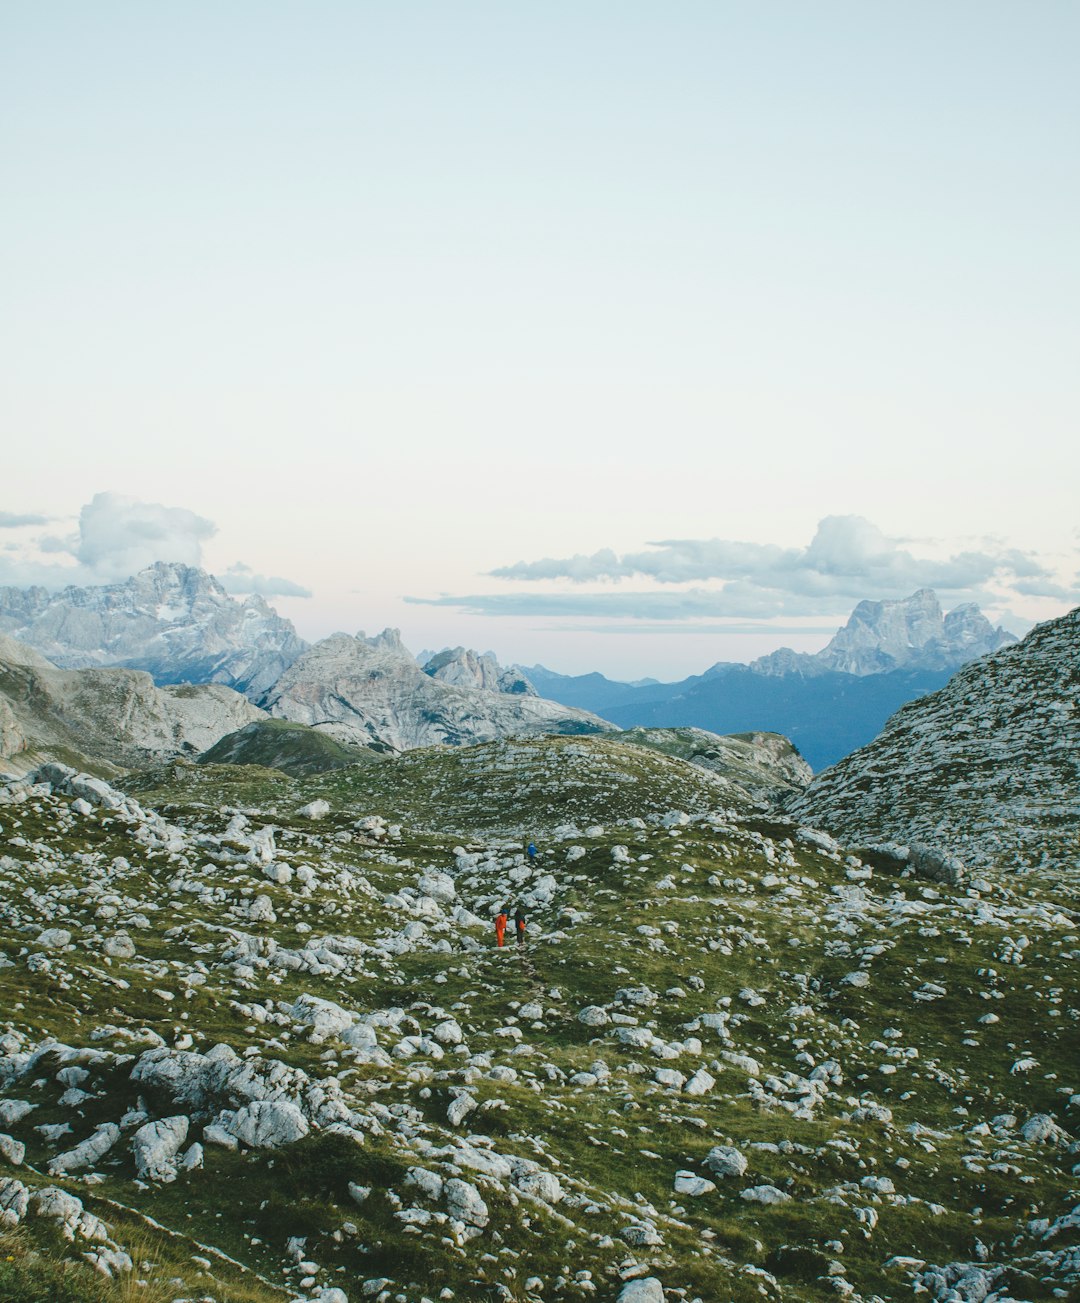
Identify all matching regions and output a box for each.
[3,3,1078,676]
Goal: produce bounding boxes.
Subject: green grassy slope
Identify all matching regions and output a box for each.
[0,736,1076,1302]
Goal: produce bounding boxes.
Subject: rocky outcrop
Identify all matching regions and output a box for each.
[0,634,265,776]
[787,607,1080,871]
[423,647,538,697]
[753,589,1015,678]
[619,727,811,804]
[0,562,307,698]
[264,629,613,752]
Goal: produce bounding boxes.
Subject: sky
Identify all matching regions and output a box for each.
[3,2,1078,679]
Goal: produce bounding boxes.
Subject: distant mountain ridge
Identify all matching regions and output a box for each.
[0,561,307,698]
[523,590,1017,770]
[750,588,1015,677]
[786,605,1080,873]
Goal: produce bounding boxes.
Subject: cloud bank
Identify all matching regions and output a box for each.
[219,563,313,599]
[0,492,309,599]
[0,512,50,528]
[410,515,1077,622]
[491,516,1053,596]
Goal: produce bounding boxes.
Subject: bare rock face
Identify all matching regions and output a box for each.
[264,630,613,752]
[0,633,266,776]
[787,606,1080,872]
[423,647,538,697]
[0,562,307,699]
[753,589,1016,678]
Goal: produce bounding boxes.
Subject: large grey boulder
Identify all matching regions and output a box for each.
[618,1280,666,1303]
[132,1116,190,1183]
[227,1100,309,1148]
[49,1123,120,1175]
[444,1177,489,1228]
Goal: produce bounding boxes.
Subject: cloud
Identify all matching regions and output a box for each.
[407,585,844,620]
[73,492,216,579]
[488,515,1061,600]
[219,563,312,599]
[0,512,50,528]
[0,492,216,589]
[412,515,1076,624]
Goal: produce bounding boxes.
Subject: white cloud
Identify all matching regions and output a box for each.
[219,563,312,599]
[413,515,1079,623]
[409,586,842,620]
[488,515,1063,600]
[0,492,215,589]
[0,511,50,528]
[74,492,216,579]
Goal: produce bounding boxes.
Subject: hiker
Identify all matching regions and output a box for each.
[514,906,526,945]
[494,907,508,948]
[526,841,538,862]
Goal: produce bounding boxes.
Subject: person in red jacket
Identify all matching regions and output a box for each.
[494,907,508,947]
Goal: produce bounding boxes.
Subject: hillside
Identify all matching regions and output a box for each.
[787,607,1080,874]
[618,729,811,803]
[0,634,265,778]
[0,736,1077,1303]
[199,719,385,777]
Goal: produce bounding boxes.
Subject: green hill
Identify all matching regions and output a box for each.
[198,718,385,777]
[0,737,1076,1302]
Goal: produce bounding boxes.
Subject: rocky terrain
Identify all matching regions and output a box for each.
[617,730,812,804]
[263,631,612,753]
[0,635,265,778]
[788,606,1080,875]
[0,724,1077,1303]
[0,563,308,700]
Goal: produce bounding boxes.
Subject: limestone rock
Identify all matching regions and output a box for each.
[263,629,613,752]
[227,1100,309,1148]
[705,1145,748,1178]
[132,1116,190,1183]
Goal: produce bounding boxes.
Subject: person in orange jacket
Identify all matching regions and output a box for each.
[495,907,508,947]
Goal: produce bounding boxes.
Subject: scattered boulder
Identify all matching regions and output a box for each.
[132,1116,189,1184]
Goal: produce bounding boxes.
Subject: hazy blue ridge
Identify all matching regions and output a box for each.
[531,665,955,770]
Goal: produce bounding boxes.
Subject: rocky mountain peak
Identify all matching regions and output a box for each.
[264,631,611,752]
[357,628,410,655]
[0,564,307,699]
[752,589,1016,678]
[423,646,538,697]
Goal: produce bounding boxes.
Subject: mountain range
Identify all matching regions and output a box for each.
[0,562,307,698]
[262,629,610,752]
[0,567,1021,772]
[525,590,1016,769]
